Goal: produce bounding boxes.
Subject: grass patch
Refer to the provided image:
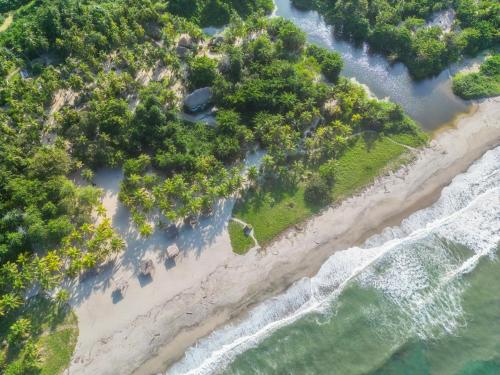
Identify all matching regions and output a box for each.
[228,220,255,255]
[0,296,78,375]
[331,133,408,200]
[388,132,428,148]
[234,133,417,244]
[234,184,319,245]
[0,13,13,32]
[38,326,78,375]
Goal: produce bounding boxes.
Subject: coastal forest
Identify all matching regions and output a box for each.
[0,0,496,373]
[292,0,499,79]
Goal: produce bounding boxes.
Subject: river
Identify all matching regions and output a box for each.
[273,0,474,132]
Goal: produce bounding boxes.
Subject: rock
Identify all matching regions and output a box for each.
[218,55,231,73]
[183,87,213,112]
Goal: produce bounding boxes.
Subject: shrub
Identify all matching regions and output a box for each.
[480,54,500,77]
[188,56,218,89]
[320,52,343,83]
[318,160,337,185]
[268,18,306,55]
[304,175,330,205]
[7,319,32,348]
[306,45,343,82]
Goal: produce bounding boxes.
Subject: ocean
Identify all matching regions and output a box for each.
[167,146,500,375]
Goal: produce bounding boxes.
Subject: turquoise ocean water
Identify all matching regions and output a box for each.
[167,148,500,375]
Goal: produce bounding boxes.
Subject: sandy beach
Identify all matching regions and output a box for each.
[66,97,500,375]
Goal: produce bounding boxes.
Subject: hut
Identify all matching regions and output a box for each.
[183,87,213,112]
[243,225,253,237]
[114,280,129,297]
[140,259,155,276]
[166,244,180,259]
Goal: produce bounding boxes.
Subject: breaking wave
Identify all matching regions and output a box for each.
[166,147,500,375]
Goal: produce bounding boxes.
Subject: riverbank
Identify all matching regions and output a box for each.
[66,97,500,375]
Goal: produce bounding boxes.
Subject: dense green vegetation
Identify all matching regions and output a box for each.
[0,0,428,370]
[452,54,500,99]
[234,133,422,244]
[228,221,255,254]
[0,0,32,13]
[292,0,499,79]
[167,0,273,27]
[0,296,78,375]
[0,0,286,370]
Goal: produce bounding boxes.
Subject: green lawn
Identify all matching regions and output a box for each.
[39,326,78,375]
[228,220,255,255]
[233,133,421,245]
[331,133,410,200]
[0,13,13,32]
[0,296,78,375]
[388,132,428,148]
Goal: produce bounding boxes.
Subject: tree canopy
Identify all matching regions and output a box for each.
[292,0,499,79]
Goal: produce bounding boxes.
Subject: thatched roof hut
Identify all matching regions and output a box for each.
[140,259,154,276]
[114,280,129,295]
[166,244,180,259]
[183,87,213,113]
[243,225,253,236]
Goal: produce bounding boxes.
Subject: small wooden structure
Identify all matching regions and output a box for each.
[140,259,155,276]
[243,225,253,237]
[166,244,180,259]
[114,280,129,296]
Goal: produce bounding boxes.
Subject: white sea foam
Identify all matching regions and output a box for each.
[166,148,500,375]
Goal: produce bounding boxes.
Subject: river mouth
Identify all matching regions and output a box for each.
[273,0,477,132]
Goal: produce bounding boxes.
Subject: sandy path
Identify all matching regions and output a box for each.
[67,97,500,375]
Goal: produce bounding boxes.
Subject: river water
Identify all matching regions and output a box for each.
[274,0,473,132]
[162,3,500,374]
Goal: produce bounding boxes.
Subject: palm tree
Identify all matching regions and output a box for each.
[247,166,259,186]
[0,293,22,316]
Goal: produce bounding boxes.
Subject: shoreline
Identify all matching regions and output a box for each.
[67,97,500,375]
